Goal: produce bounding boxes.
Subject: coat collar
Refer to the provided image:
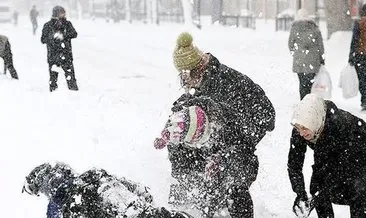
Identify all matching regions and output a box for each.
[195,53,221,94]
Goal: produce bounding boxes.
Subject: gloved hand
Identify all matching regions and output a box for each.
[153,114,185,149]
[320,59,325,65]
[293,192,311,217]
[153,129,170,149]
[53,31,64,41]
[204,154,220,180]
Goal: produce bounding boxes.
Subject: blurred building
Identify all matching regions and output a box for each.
[196,0,325,21]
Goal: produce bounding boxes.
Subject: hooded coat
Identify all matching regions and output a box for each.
[288,19,325,74]
[288,100,366,205]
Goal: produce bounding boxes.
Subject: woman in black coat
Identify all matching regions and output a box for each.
[288,94,366,218]
[155,32,275,218]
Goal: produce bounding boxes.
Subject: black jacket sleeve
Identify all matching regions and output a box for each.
[41,23,53,44]
[288,128,308,196]
[316,28,325,64]
[288,24,296,53]
[64,21,77,40]
[349,21,359,64]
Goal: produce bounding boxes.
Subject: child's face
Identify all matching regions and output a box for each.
[179,69,203,89]
[294,124,314,141]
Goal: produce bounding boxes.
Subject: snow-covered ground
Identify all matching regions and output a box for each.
[0,16,363,217]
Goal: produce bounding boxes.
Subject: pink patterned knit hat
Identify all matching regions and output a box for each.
[154,106,210,149]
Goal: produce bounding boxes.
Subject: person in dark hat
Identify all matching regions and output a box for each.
[41,5,79,92]
[288,94,366,218]
[22,162,194,218]
[155,32,276,218]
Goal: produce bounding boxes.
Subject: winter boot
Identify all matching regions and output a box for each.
[361,103,366,112]
[9,69,18,79]
[50,84,58,92]
[67,81,79,91]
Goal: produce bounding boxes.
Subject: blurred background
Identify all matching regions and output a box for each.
[1,0,365,38]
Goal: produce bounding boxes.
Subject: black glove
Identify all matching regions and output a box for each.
[320,59,325,65]
[293,192,310,217]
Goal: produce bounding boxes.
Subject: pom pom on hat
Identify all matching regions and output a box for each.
[173,32,203,71]
[176,32,193,48]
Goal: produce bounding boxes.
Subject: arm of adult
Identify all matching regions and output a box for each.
[349,21,360,66]
[41,23,53,44]
[64,21,78,40]
[288,129,308,199]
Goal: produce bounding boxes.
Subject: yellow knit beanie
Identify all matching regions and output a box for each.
[173,32,203,71]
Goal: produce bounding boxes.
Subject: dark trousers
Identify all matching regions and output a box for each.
[314,195,366,218]
[226,156,258,218]
[297,72,316,100]
[49,61,78,92]
[354,55,366,106]
[169,183,254,218]
[312,177,366,218]
[2,41,18,79]
[169,157,258,218]
[227,184,253,218]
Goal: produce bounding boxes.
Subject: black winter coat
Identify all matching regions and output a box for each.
[41,19,77,65]
[169,54,275,185]
[288,101,366,205]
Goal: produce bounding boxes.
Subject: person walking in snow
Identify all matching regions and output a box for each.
[30,5,39,35]
[41,6,79,92]
[0,35,19,79]
[288,9,325,100]
[154,32,276,218]
[288,94,366,218]
[349,4,366,111]
[22,162,193,218]
[13,10,19,26]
